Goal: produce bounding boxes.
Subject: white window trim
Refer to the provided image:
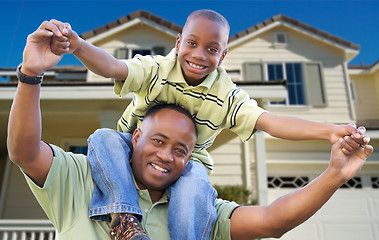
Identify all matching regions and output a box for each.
[264,61,306,107]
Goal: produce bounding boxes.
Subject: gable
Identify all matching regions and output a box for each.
[228,14,359,62]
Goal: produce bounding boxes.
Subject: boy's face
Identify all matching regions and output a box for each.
[175,17,229,86]
[131,108,196,192]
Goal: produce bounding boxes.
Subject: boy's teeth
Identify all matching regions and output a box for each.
[189,62,204,69]
[151,163,168,173]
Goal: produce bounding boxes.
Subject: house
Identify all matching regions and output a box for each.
[0,10,377,239]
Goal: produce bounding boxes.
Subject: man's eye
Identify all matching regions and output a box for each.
[153,139,163,144]
[175,148,186,156]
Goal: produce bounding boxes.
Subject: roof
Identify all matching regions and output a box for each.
[81,10,360,52]
[349,59,379,70]
[229,14,360,50]
[81,10,183,40]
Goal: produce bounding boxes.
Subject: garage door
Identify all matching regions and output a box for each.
[267,175,379,240]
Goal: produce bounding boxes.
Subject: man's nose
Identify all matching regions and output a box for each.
[157,147,174,162]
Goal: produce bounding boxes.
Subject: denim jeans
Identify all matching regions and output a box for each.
[87,128,217,240]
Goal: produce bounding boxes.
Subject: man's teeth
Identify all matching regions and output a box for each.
[189,62,205,69]
[151,163,168,173]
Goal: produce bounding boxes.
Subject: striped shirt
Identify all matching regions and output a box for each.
[115,49,266,174]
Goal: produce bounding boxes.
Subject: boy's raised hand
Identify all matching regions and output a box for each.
[49,19,82,55]
[330,124,368,146]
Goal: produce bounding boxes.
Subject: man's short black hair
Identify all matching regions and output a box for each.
[144,104,198,137]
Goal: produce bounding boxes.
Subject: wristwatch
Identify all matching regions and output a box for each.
[16,64,44,85]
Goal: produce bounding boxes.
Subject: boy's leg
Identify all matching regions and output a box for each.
[166,160,217,240]
[87,128,142,222]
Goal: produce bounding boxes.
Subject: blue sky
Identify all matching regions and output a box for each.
[1,0,378,68]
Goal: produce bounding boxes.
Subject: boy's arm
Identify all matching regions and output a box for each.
[229,136,373,240]
[50,19,128,81]
[7,21,62,187]
[255,112,366,144]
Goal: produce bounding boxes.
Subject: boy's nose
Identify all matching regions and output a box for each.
[192,47,206,60]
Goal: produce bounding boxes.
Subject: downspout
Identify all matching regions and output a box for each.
[343,60,356,121]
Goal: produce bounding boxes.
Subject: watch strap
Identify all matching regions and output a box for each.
[16,64,44,85]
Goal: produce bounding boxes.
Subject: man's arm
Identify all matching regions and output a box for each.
[255,112,367,145]
[229,136,373,240]
[7,21,63,187]
[50,19,128,81]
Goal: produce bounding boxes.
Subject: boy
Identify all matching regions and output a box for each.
[50,9,365,240]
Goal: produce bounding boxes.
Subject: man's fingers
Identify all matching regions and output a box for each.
[38,20,64,38]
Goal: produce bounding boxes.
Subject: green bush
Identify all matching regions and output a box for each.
[213,185,254,206]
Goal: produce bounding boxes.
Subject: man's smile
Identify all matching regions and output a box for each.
[150,162,169,173]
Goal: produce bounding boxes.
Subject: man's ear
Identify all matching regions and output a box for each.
[175,34,182,55]
[218,48,228,66]
[185,153,192,166]
[132,128,142,147]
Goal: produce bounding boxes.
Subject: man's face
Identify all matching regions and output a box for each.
[131,108,196,191]
[175,17,229,86]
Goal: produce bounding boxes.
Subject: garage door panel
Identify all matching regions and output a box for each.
[279,222,320,240]
[323,223,375,240]
[319,195,370,216]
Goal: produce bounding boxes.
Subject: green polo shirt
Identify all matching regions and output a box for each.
[23,144,238,240]
[114,49,266,174]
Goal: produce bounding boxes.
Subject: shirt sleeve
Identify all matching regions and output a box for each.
[114,55,162,97]
[225,88,267,141]
[22,145,93,233]
[210,199,240,240]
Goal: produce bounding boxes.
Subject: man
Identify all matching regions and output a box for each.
[7,21,373,240]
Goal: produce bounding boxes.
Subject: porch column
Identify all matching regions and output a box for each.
[254,130,268,205]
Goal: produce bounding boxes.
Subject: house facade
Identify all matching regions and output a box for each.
[0,10,377,239]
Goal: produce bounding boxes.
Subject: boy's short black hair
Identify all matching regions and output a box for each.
[144,104,198,137]
[185,9,230,34]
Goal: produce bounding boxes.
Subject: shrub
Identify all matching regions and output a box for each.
[213,185,254,205]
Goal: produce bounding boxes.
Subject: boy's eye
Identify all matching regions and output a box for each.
[187,41,196,46]
[209,47,218,53]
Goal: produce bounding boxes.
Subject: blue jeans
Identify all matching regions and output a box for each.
[88,128,217,240]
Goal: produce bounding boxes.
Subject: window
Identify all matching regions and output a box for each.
[242,61,327,107]
[69,145,88,155]
[267,63,305,105]
[275,32,288,44]
[114,46,165,59]
[268,176,309,188]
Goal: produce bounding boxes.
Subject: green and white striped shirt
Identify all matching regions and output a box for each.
[115,49,265,174]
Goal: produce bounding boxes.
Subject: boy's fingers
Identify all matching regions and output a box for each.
[358,126,366,135]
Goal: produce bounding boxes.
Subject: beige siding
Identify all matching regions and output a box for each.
[223,25,353,124]
[2,162,47,219]
[351,71,379,120]
[209,131,245,186]
[87,23,177,82]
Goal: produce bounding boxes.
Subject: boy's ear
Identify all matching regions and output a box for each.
[175,34,182,54]
[218,48,228,66]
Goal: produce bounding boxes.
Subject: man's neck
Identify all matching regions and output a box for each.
[148,189,164,203]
